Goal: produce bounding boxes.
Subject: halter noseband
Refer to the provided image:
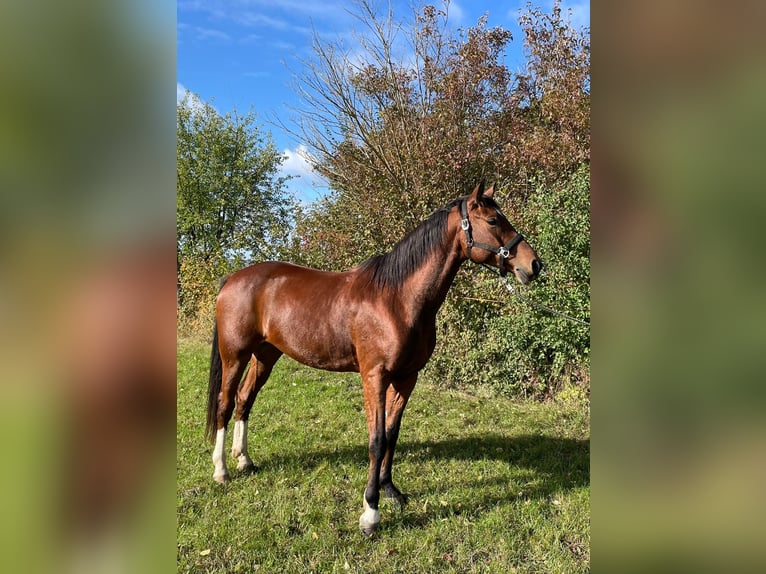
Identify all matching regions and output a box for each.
[459,199,524,277]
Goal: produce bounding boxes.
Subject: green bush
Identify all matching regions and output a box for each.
[423,164,590,398]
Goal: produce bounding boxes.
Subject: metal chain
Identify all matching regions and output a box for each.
[478,263,591,326]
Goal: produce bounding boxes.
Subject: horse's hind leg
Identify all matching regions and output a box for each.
[212,352,249,483]
[230,357,258,472]
[231,344,282,472]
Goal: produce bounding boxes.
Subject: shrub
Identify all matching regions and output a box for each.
[423,164,590,398]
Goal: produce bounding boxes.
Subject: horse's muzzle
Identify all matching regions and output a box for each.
[514,258,543,285]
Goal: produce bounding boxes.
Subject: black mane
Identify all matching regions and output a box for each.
[358,198,464,290]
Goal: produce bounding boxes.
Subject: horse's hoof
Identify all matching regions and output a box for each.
[382,483,408,509]
[359,500,381,537]
[213,472,230,484]
[391,492,408,510]
[237,461,256,473]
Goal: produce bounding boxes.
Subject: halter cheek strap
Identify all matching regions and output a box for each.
[459,199,524,277]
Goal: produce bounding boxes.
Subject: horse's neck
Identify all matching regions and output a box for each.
[399,231,463,322]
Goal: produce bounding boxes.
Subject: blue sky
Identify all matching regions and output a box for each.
[177,0,589,202]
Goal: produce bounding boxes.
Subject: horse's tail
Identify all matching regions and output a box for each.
[205,275,230,443]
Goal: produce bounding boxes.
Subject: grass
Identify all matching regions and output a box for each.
[178,339,589,573]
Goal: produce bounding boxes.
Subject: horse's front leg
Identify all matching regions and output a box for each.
[379,375,417,508]
[359,369,388,537]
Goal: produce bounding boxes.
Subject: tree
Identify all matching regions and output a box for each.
[285,1,514,257]
[285,0,589,270]
[503,1,590,193]
[177,94,293,327]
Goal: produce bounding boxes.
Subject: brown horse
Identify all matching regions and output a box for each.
[205,182,542,535]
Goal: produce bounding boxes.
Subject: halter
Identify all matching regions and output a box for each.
[459,199,524,277]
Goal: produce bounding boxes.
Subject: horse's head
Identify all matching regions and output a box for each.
[458,182,543,285]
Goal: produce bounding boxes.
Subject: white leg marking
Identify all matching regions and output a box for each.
[231,420,244,457]
[232,419,254,471]
[212,428,229,482]
[359,496,381,535]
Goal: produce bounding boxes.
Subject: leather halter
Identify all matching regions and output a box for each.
[459,199,524,277]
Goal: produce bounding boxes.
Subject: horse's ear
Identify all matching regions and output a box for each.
[485,184,495,199]
[469,181,485,207]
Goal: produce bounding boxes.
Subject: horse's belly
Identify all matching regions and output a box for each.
[267,318,358,372]
[283,341,358,372]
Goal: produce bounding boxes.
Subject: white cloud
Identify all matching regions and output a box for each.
[446,0,465,26]
[177,82,192,102]
[281,145,320,180]
[193,26,232,42]
[176,83,210,114]
[280,145,329,202]
[239,12,290,30]
[179,0,353,38]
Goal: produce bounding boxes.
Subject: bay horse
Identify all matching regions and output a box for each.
[205,182,542,536]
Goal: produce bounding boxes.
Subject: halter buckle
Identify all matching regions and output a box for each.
[460,218,470,231]
[498,247,510,259]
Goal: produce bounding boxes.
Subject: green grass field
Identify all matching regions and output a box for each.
[178,339,589,573]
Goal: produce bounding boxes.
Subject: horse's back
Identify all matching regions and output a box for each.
[221,261,354,305]
[217,261,360,371]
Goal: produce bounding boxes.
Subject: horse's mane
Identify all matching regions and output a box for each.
[357,197,465,290]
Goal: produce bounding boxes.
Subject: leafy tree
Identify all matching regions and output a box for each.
[284,0,516,267]
[285,0,588,268]
[503,1,590,193]
[177,94,293,329]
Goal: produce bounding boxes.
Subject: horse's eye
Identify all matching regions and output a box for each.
[487,218,498,226]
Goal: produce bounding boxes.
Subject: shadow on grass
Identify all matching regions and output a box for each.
[394,434,589,529]
[252,433,589,528]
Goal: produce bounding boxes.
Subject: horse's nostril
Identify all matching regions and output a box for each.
[532,259,543,275]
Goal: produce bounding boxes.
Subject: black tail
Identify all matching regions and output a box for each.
[205,320,223,443]
[205,275,229,443]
